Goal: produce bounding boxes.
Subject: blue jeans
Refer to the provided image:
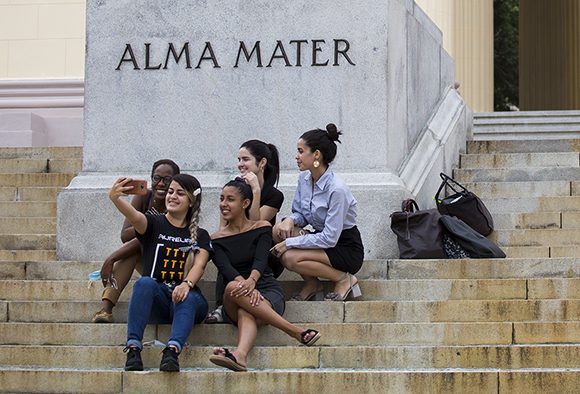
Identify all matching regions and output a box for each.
[126,277,208,353]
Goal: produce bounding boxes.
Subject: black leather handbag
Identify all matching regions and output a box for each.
[390,199,446,259]
[435,173,494,236]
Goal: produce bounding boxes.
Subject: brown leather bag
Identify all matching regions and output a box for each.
[390,199,446,259]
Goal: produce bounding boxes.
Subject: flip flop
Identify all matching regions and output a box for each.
[300,329,321,347]
[209,348,247,372]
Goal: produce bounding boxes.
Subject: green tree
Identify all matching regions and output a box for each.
[494,0,519,111]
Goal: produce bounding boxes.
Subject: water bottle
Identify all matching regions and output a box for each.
[88,270,118,289]
[88,270,101,288]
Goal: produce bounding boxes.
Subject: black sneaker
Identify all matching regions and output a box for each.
[123,346,143,371]
[160,347,180,372]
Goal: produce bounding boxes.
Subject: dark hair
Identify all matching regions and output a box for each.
[171,174,202,245]
[299,123,343,165]
[240,140,280,189]
[151,159,180,178]
[224,178,253,218]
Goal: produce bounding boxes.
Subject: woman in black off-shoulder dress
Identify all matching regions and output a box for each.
[209,179,321,372]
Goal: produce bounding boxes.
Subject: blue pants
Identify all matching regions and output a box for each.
[126,277,208,352]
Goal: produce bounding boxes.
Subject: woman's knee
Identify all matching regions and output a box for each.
[222,281,239,302]
[133,276,157,293]
[280,252,299,271]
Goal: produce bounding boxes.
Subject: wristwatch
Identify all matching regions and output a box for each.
[184,280,194,289]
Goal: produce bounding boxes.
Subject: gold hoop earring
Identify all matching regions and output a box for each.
[313,160,320,168]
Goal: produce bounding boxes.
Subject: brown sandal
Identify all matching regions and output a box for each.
[209,348,247,372]
[92,309,113,323]
[300,329,321,346]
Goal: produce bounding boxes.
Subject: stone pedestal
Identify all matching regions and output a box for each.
[57,0,471,261]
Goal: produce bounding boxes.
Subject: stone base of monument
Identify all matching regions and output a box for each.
[57,89,470,261]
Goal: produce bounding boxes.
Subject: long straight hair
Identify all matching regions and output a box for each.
[240,139,280,189]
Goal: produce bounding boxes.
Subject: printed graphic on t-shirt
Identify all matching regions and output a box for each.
[152,245,188,282]
[149,232,192,284]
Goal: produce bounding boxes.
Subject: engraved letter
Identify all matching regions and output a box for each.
[267,40,291,67]
[289,40,308,67]
[234,41,262,68]
[164,42,192,69]
[115,44,140,70]
[333,39,355,66]
[311,39,329,66]
[195,42,221,69]
[145,43,162,70]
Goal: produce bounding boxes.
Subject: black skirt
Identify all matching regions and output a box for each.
[324,226,364,274]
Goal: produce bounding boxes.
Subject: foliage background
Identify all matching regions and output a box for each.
[494,0,519,111]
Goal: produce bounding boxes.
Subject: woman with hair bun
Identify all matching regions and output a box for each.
[271,123,364,301]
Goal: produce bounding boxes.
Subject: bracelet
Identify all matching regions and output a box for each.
[249,277,257,283]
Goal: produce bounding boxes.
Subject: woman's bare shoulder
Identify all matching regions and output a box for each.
[211,230,227,240]
[251,220,272,230]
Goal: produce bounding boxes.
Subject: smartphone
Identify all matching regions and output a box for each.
[125,179,148,195]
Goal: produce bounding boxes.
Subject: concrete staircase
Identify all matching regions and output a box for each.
[1,138,579,393]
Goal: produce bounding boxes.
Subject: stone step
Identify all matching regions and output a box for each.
[5,368,580,394]
[0,321,520,347]
[4,299,579,324]
[2,278,579,302]
[467,139,580,154]
[504,247,580,258]
[490,228,580,247]
[552,246,580,258]
[0,249,56,261]
[484,196,580,214]
[460,152,579,169]
[528,278,580,298]
[0,234,55,250]
[1,344,579,370]
[0,173,74,187]
[503,246,551,258]
[387,258,580,280]
[0,201,56,217]
[462,181,571,198]
[562,211,580,228]
[0,186,63,201]
[0,146,82,160]
[0,158,82,173]
[3,257,578,281]
[473,112,580,140]
[2,321,579,347]
[0,217,55,234]
[453,167,580,183]
[492,212,561,230]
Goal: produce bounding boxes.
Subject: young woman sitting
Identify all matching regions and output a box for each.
[209,179,320,372]
[109,174,212,372]
[206,139,284,324]
[92,159,180,323]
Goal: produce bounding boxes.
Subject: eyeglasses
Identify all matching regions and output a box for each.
[152,175,173,184]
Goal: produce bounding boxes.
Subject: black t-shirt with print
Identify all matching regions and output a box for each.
[137,214,213,285]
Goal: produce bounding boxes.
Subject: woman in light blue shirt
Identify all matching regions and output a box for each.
[271,124,364,301]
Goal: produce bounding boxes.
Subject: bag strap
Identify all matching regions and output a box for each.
[401,199,419,213]
[435,172,469,202]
